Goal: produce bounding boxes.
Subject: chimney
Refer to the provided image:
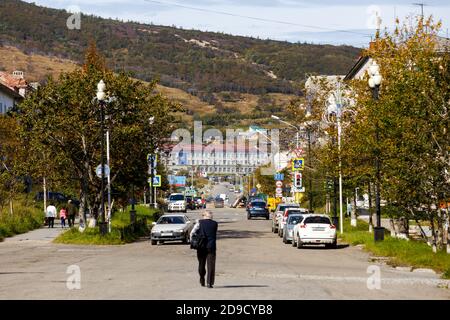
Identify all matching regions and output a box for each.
[12,70,24,79]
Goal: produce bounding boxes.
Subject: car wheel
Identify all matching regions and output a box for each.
[297,237,303,249]
[151,240,157,245]
[183,209,187,213]
[282,233,287,244]
[247,215,251,220]
[292,237,296,247]
[266,215,269,220]
[183,233,189,244]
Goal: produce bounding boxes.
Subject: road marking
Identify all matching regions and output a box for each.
[250,273,449,287]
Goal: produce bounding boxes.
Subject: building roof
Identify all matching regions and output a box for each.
[0,82,23,100]
[0,71,28,91]
[344,56,370,81]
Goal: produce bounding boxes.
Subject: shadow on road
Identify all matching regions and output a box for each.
[216,285,269,289]
[298,244,349,250]
[218,229,269,239]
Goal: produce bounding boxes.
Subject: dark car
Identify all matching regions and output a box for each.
[214,197,224,208]
[185,196,196,210]
[247,200,269,220]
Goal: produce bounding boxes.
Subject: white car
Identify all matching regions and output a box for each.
[167,193,187,213]
[151,214,193,245]
[271,203,300,234]
[277,207,309,237]
[292,214,337,249]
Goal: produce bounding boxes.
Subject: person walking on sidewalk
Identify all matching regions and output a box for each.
[190,210,218,288]
[46,203,57,228]
[59,206,67,228]
[67,200,77,228]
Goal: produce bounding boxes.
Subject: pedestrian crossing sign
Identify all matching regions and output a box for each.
[292,158,304,171]
[148,175,162,187]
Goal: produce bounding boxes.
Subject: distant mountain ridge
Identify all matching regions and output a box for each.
[0,0,360,96]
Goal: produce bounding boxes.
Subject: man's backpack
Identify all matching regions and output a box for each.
[190,222,207,250]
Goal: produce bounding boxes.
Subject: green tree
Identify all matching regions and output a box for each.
[16,44,180,222]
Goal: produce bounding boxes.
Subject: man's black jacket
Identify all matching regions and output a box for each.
[199,219,218,252]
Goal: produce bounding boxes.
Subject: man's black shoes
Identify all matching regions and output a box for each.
[200,278,205,287]
[207,284,213,288]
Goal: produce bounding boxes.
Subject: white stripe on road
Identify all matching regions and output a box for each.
[249,272,449,287]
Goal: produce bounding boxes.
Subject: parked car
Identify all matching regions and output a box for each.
[167,193,187,213]
[247,200,269,220]
[277,207,309,237]
[292,214,337,249]
[283,214,304,244]
[271,203,300,233]
[214,197,225,208]
[150,214,193,245]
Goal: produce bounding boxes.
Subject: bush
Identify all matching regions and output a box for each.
[0,203,44,241]
[339,218,450,278]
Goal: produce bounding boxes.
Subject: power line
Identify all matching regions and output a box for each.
[142,0,372,37]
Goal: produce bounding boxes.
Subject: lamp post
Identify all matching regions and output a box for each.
[96,80,107,235]
[324,81,346,233]
[368,60,385,241]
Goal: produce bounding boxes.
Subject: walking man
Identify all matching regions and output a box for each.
[46,202,57,228]
[190,211,218,288]
[67,200,77,228]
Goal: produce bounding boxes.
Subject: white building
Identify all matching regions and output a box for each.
[0,82,22,114]
[168,142,273,175]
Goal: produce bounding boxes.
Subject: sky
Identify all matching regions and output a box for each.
[23,0,450,47]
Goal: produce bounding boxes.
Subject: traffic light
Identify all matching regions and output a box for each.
[294,172,302,188]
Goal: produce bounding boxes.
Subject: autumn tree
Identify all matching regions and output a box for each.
[16,44,180,221]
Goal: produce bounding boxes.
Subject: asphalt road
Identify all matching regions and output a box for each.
[1,202,449,300]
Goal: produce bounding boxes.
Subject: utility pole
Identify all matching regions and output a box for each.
[413,3,426,18]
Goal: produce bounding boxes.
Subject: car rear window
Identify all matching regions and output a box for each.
[279,205,299,211]
[252,202,266,207]
[288,215,303,224]
[304,216,331,224]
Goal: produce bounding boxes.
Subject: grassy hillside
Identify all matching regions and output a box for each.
[0,45,298,128]
[0,0,360,96]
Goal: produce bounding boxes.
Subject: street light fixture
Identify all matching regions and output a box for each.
[368,60,385,241]
[96,80,108,235]
[323,81,346,234]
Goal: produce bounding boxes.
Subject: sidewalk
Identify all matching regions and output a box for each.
[2,219,72,244]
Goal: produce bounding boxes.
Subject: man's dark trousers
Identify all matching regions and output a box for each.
[197,248,216,286]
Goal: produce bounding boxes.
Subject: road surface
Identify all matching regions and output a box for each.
[0,204,448,299]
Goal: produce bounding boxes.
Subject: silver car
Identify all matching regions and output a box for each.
[282,214,304,244]
[151,214,193,245]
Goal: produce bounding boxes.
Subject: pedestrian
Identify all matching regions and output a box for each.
[46,203,57,228]
[190,210,218,288]
[59,206,67,228]
[67,200,77,228]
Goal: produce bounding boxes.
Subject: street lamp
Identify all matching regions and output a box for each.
[368,60,385,241]
[97,80,107,235]
[323,81,346,233]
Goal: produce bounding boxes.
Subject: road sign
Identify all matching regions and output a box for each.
[292,158,305,171]
[95,164,110,178]
[275,181,283,188]
[147,153,157,166]
[148,175,162,187]
[276,187,283,194]
[274,173,284,181]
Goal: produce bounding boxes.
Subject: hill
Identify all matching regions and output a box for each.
[0,0,360,94]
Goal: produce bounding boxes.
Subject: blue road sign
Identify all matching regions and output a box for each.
[274,173,284,181]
